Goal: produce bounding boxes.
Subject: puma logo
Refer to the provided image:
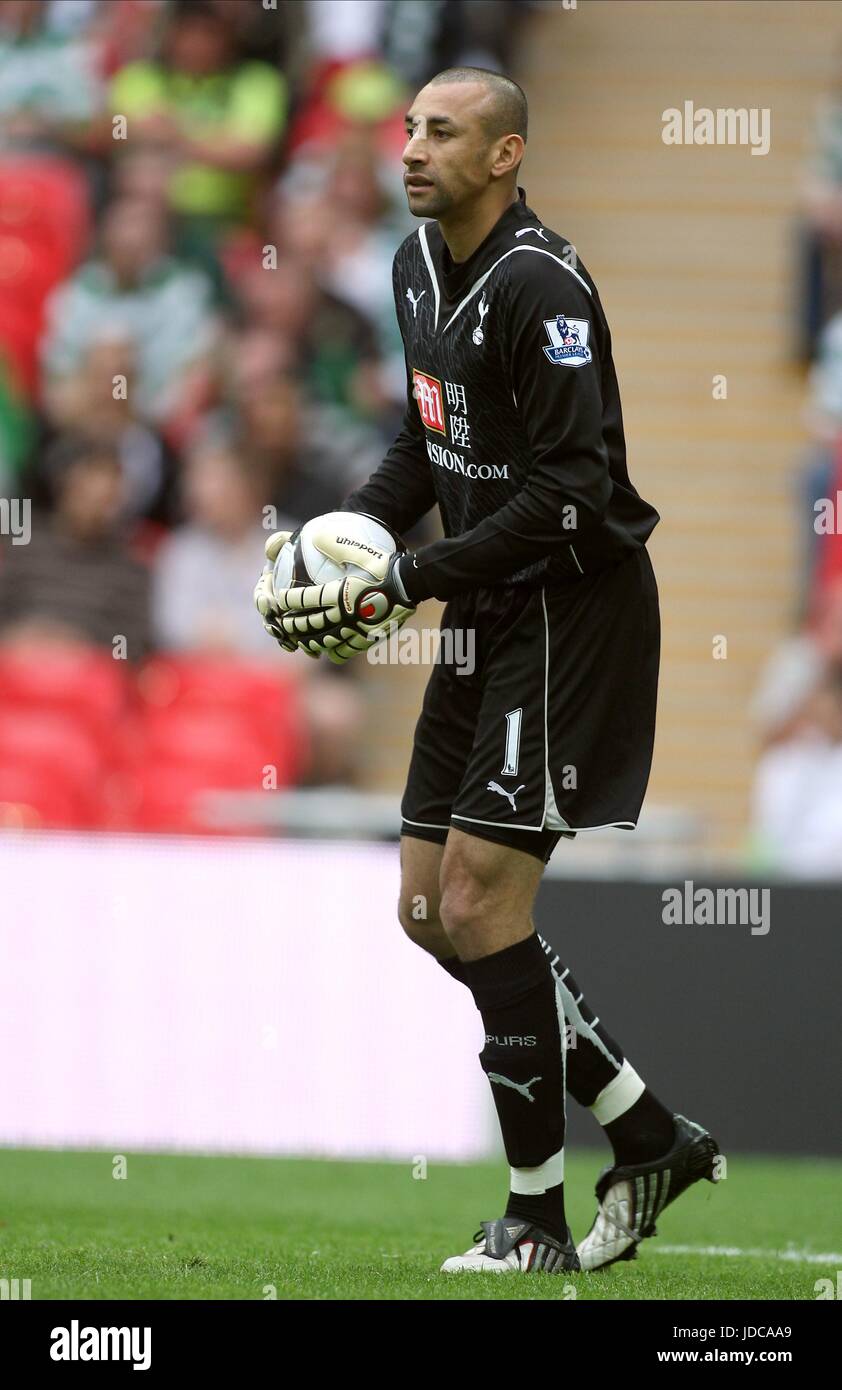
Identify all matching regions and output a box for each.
[487,780,525,812]
[487,1072,543,1103]
[406,286,426,318]
[515,226,549,242]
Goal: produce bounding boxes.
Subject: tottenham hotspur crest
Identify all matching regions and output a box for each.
[472,292,489,345]
[543,314,592,366]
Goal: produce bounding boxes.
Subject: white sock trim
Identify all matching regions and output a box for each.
[509,1147,564,1195]
[590,1058,646,1126]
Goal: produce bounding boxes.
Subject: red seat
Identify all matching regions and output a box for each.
[136,655,305,784]
[139,706,279,781]
[0,709,103,828]
[0,762,91,829]
[0,708,102,780]
[0,648,131,728]
[0,651,305,834]
[0,648,133,775]
[0,157,91,396]
[127,657,307,832]
[129,761,268,834]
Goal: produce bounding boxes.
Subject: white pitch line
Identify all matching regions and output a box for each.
[653,1244,842,1266]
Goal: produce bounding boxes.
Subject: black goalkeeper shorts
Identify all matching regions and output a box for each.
[401,547,660,864]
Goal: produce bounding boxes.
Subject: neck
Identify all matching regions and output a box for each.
[439,187,519,264]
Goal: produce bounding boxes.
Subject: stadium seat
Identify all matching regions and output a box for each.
[0,647,134,772]
[0,647,131,726]
[0,711,103,828]
[0,762,91,830]
[123,656,307,832]
[0,158,91,395]
[136,656,306,785]
[129,761,270,835]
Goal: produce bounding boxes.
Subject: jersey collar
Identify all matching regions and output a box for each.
[432,186,535,301]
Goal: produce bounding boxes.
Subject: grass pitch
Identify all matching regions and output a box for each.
[0,1147,838,1300]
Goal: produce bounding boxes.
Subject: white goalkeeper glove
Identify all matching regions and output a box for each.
[253,530,317,658]
[273,521,416,665]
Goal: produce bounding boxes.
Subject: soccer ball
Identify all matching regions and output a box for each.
[271,511,405,598]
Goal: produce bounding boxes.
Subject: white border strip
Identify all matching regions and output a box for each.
[653,1244,842,1267]
[417,223,440,330]
[441,245,593,334]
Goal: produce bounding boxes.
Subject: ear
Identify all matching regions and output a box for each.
[491,133,525,180]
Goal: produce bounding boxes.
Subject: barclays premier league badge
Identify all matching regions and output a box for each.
[542,315,592,366]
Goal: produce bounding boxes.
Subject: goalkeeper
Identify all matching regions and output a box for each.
[255,66,720,1276]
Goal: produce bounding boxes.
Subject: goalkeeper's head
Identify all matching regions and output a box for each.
[402,67,527,223]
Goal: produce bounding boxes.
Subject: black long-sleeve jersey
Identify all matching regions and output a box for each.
[342,186,659,603]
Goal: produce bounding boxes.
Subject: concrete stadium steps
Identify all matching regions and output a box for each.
[519,0,836,849]
[358,1,839,851]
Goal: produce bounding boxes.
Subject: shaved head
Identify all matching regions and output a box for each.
[428,67,528,148]
[402,70,527,244]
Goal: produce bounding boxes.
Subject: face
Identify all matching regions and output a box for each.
[329,134,383,225]
[59,460,124,538]
[242,377,300,453]
[402,82,512,219]
[185,449,255,534]
[102,200,167,280]
[242,261,315,336]
[271,194,332,271]
[167,16,230,76]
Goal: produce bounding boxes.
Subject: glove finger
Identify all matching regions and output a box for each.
[254,572,280,618]
[261,615,299,652]
[264,530,293,563]
[283,611,335,637]
[276,579,346,614]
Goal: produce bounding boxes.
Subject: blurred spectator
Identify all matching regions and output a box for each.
[304,0,388,64]
[801,56,842,360]
[109,1,286,233]
[226,356,381,507]
[0,358,36,490]
[151,429,362,784]
[285,53,405,166]
[33,338,177,525]
[41,194,217,431]
[0,156,92,400]
[152,400,358,659]
[152,432,273,658]
[751,575,842,759]
[233,254,389,425]
[380,0,535,89]
[807,309,842,435]
[751,663,842,876]
[272,134,408,402]
[795,321,842,615]
[0,0,102,156]
[0,434,150,658]
[0,0,474,810]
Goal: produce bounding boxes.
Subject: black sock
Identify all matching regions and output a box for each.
[445,941,628,1107]
[503,1182,568,1242]
[441,945,672,1172]
[536,935,628,1106]
[604,1089,675,1166]
[464,934,567,1242]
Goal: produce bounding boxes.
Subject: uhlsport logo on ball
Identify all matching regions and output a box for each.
[272,512,405,597]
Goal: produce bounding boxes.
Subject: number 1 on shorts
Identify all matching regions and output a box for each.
[502,707,523,776]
